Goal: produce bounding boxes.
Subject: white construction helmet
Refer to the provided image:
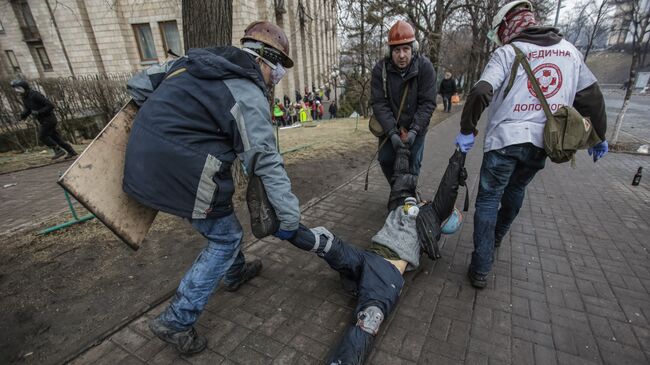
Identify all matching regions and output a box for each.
[487,0,534,46]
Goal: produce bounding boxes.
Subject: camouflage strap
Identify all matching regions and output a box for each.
[504,45,555,122]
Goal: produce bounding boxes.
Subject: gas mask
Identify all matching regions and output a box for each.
[270,64,286,85]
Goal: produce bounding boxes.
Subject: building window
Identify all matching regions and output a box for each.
[133,23,157,61]
[19,1,37,28]
[0,19,5,34]
[159,21,182,56]
[35,45,52,71]
[5,50,20,72]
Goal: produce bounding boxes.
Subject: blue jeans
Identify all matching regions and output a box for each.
[378,133,426,182]
[470,143,546,276]
[158,213,245,330]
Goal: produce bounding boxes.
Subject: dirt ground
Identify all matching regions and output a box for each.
[0,144,87,175]
[0,114,451,364]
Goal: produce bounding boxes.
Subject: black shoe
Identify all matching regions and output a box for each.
[51,148,66,160]
[149,317,207,355]
[223,259,262,292]
[467,268,487,289]
[64,152,78,160]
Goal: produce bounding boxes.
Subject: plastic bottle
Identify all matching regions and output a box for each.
[403,197,419,218]
[632,167,642,186]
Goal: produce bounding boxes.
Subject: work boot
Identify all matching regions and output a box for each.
[51,147,65,160]
[223,259,262,292]
[467,268,487,289]
[148,317,207,355]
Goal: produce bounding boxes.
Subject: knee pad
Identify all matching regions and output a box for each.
[309,226,334,257]
[356,305,384,335]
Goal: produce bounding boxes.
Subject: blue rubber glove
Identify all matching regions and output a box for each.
[274,229,297,240]
[455,132,474,153]
[587,140,608,162]
[406,130,417,146]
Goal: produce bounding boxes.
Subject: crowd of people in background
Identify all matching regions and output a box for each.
[271,84,337,127]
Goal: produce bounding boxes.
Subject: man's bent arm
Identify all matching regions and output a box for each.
[411,58,437,134]
[225,79,300,231]
[460,81,493,134]
[573,82,607,140]
[370,61,398,134]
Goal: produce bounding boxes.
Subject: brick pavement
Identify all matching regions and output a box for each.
[0,160,77,234]
[69,113,650,364]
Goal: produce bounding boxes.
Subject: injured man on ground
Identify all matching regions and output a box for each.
[273,146,468,364]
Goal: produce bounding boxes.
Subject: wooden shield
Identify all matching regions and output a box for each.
[58,100,157,250]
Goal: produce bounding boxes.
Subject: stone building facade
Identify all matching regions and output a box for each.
[0,0,338,99]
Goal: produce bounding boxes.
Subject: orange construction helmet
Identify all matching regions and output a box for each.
[388,20,416,46]
[240,21,294,68]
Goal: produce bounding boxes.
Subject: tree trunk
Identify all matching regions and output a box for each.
[611,46,640,144]
[182,0,233,50]
[181,1,246,188]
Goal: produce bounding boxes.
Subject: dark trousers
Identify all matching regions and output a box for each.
[378,133,426,183]
[288,226,404,364]
[470,143,546,276]
[39,121,75,154]
[441,93,452,112]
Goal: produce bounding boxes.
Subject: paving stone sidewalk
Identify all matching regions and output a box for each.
[69,113,650,365]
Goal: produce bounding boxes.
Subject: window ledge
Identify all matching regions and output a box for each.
[140,60,159,65]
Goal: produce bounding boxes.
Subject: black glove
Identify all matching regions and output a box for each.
[416,202,442,260]
[390,132,405,150]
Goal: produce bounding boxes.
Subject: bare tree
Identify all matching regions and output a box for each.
[611,0,650,145]
[337,0,383,117]
[584,0,612,61]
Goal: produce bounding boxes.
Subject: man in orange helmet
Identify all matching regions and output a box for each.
[123,21,300,354]
[371,20,437,187]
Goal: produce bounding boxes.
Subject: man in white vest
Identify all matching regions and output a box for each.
[455,1,608,288]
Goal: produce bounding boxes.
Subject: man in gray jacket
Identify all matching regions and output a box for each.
[123,21,300,354]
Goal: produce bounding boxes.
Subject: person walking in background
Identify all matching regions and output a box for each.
[299,102,310,122]
[316,100,324,120]
[311,99,319,120]
[329,100,337,119]
[456,1,608,289]
[288,102,298,124]
[11,80,78,160]
[273,98,285,126]
[439,72,458,113]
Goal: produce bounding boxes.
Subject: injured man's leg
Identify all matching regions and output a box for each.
[287,225,406,365]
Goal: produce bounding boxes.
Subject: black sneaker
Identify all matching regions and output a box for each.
[223,259,262,292]
[51,148,66,160]
[148,317,207,355]
[467,268,487,289]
